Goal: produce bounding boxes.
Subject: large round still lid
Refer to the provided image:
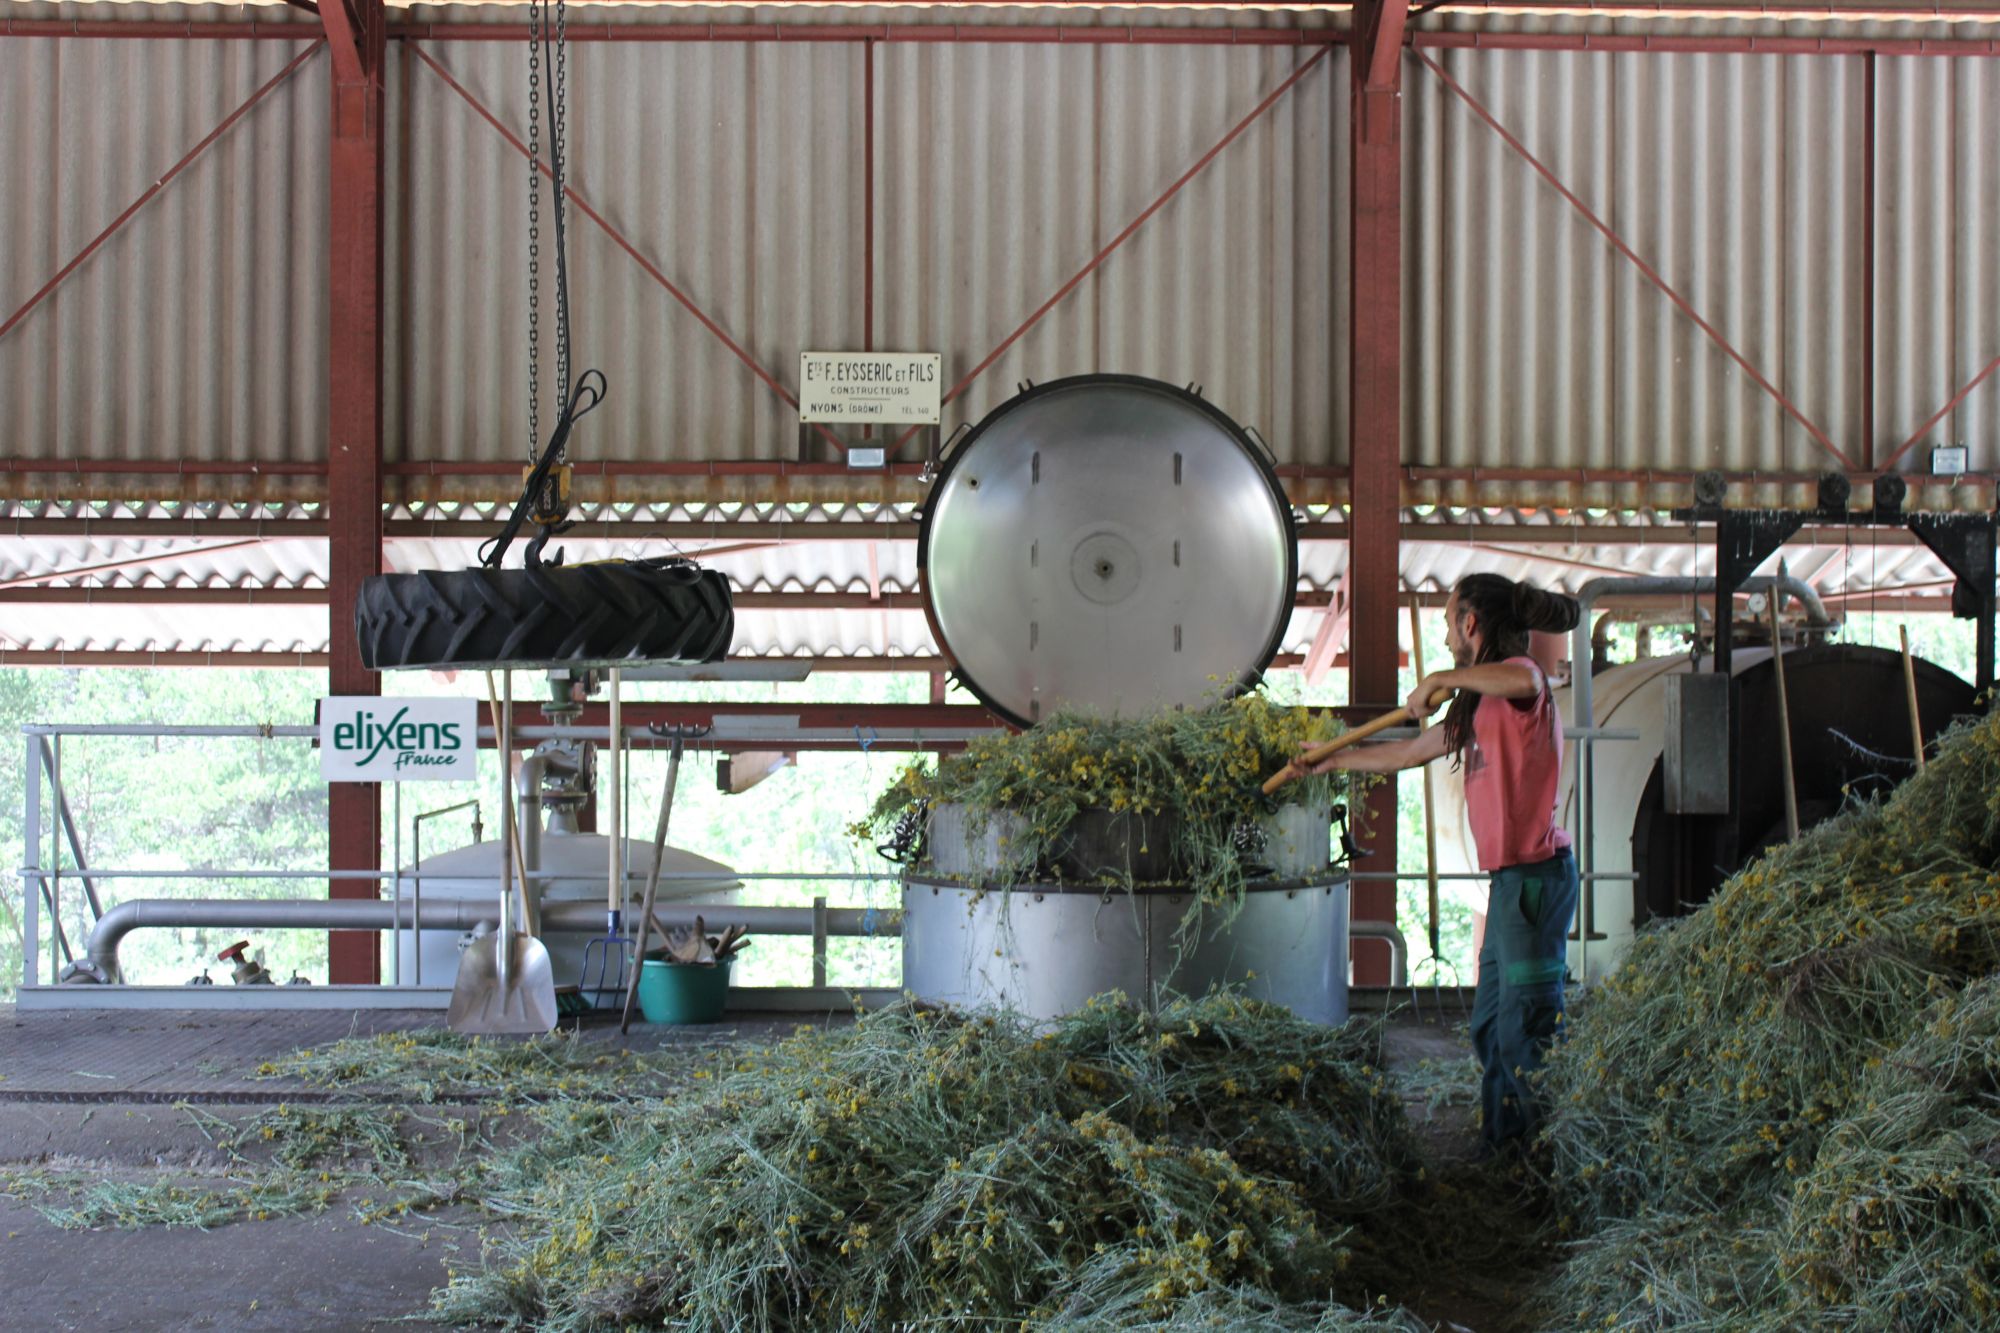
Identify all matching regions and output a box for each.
[919,375,1297,727]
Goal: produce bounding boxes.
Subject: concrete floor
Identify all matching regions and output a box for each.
[0,1000,1480,1332]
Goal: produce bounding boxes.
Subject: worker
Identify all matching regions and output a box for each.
[1296,572,1581,1156]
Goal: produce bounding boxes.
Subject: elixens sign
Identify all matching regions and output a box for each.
[320,698,478,782]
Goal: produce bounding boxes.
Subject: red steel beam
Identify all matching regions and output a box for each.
[1861,52,1877,469]
[1413,48,1854,473]
[17,457,1997,491]
[0,649,1417,673]
[30,513,1940,545]
[503,700,999,732]
[325,0,387,985]
[893,44,1335,453]
[0,538,272,590]
[1413,31,2000,56]
[0,650,335,668]
[1420,1,2000,18]
[0,20,323,40]
[1878,350,2000,475]
[316,0,364,84]
[1399,464,2000,489]
[0,586,1342,610]
[386,22,1352,45]
[0,586,327,605]
[1347,0,1405,986]
[406,43,846,455]
[0,41,323,348]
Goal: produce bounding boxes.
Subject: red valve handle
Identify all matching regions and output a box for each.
[217,940,251,963]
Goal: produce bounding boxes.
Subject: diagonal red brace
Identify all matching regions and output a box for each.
[895,44,1333,453]
[1415,48,1853,474]
[410,43,845,454]
[1878,349,2000,476]
[0,41,325,347]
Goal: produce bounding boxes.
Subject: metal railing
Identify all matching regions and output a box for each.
[16,721,908,1000]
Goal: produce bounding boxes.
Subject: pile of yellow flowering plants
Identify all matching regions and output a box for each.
[854,693,1372,911]
[428,993,1436,1332]
[1533,705,2000,1328]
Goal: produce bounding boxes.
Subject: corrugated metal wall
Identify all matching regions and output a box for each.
[1876,57,2000,470]
[0,29,328,496]
[3,7,1998,509]
[385,35,1345,484]
[1406,47,1867,500]
[1404,35,2000,507]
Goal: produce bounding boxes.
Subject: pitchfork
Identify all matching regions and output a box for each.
[580,669,629,1008]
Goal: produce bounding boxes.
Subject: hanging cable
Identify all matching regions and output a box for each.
[485,0,602,571]
[525,0,542,465]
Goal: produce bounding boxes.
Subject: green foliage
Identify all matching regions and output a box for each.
[0,668,330,996]
[1533,704,2000,1326]
[420,992,1428,1332]
[853,693,1367,915]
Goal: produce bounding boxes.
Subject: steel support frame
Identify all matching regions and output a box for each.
[1673,486,1999,906]
[1347,0,1405,987]
[324,0,387,984]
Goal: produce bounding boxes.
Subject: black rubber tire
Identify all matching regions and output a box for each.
[355,559,733,670]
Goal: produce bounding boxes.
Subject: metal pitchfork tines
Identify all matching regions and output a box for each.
[619,722,707,1034]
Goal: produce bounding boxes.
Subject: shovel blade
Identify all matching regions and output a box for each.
[447,934,559,1035]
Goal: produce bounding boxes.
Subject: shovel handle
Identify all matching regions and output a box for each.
[1262,685,1454,796]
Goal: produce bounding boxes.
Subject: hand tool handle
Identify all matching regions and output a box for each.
[1262,684,1454,795]
[619,732,686,1035]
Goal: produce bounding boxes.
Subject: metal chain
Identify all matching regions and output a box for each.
[553,0,571,436]
[525,0,542,463]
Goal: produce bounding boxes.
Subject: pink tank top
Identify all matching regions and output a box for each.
[1461,656,1573,872]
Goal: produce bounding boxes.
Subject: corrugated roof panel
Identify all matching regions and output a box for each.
[0,603,328,654]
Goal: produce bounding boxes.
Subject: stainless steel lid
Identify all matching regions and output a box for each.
[919,375,1296,727]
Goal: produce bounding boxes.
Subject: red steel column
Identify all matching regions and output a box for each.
[1348,0,1406,987]
[325,0,387,983]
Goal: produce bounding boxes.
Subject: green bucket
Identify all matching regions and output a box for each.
[636,958,733,1024]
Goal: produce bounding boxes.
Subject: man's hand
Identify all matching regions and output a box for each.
[1291,743,1354,778]
[1407,672,1453,722]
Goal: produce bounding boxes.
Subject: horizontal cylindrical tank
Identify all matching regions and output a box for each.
[1433,643,1974,984]
[393,829,740,989]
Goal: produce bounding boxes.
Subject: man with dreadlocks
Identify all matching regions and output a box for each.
[1298,572,1582,1155]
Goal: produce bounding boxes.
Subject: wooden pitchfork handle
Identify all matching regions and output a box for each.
[1263,685,1455,796]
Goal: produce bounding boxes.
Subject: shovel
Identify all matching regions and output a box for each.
[448,671,558,1035]
[1263,684,1454,796]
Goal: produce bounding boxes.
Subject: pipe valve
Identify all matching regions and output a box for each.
[217,940,275,985]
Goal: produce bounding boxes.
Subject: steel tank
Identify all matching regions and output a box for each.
[392,828,740,987]
[1433,643,1975,984]
[904,375,1349,1022]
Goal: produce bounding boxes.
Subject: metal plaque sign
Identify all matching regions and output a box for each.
[320,697,477,782]
[799,351,941,424]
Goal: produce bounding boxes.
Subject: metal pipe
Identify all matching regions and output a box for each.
[23,734,40,989]
[1351,919,1406,989]
[17,868,898,883]
[514,752,547,932]
[79,898,899,984]
[1566,574,1828,984]
[391,781,402,990]
[411,798,485,987]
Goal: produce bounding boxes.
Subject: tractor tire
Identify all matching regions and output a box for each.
[355,559,733,670]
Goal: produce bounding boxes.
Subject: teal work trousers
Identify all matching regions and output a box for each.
[1470,846,1578,1149]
